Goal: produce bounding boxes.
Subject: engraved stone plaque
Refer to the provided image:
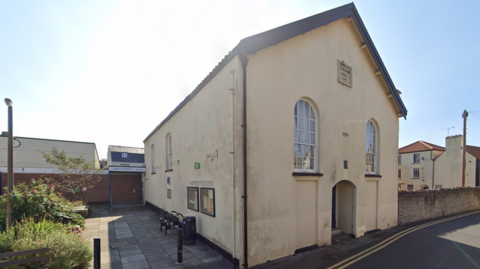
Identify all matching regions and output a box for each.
[337,60,352,87]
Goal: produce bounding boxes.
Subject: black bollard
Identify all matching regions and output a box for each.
[177,228,183,263]
[94,237,101,269]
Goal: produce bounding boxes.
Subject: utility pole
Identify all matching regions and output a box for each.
[4,98,13,230]
[462,110,468,187]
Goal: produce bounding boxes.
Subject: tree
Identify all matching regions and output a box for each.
[40,147,104,200]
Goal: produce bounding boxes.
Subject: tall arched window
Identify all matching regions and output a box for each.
[166,134,172,170]
[366,120,378,174]
[294,100,316,171]
[151,144,156,174]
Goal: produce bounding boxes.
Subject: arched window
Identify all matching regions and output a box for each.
[294,100,316,171]
[151,144,156,174]
[366,120,378,174]
[166,134,172,170]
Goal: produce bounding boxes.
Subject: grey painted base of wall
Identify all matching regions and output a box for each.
[145,201,239,267]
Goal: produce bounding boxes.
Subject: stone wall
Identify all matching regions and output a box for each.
[398,187,480,225]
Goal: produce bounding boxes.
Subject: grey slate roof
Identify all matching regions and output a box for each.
[144,3,407,142]
[109,145,144,154]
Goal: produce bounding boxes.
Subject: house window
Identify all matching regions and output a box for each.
[413,168,420,178]
[434,185,442,190]
[413,153,420,164]
[398,155,401,165]
[366,120,378,174]
[122,153,128,158]
[166,134,172,170]
[398,169,401,179]
[407,184,414,191]
[294,100,316,171]
[151,145,156,174]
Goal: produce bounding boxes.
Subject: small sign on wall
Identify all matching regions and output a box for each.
[337,60,352,87]
[194,162,200,169]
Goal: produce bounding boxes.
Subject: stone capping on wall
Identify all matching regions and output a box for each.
[398,187,480,225]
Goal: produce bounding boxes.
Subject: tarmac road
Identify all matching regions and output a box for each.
[326,211,480,269]
[251,211,480,269]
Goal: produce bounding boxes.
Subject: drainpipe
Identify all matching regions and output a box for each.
[431,151,435,190]
[230,69,237,265]
[240,54,249,269]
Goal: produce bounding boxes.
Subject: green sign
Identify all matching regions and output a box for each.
[194,162,200,169]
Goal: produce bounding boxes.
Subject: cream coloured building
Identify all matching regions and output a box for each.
[398,136,480,191]
[143,3,407,268]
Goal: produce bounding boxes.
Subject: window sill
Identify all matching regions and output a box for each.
[365,174,382,178]
[412,177,420,179]
[292,172,323,177]
[165,169,173,173]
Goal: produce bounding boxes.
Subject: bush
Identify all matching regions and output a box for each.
[0,179,85,231]
[11,219,92,269]
[0,230,15,253]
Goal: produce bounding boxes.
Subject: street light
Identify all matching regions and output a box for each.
[4,98,13,230]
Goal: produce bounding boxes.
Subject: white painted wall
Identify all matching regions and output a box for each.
[244,18,399,266]
[143,17,402,268]
[434,135,477,188]
[0,136,98,169]
[143,56,245,258]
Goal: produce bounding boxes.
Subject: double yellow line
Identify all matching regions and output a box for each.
[327,210,480,269]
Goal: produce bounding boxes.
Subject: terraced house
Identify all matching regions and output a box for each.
[143,3,407,268]
[398,135,480,191]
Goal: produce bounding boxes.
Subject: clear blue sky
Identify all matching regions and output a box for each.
[1,0,479,159]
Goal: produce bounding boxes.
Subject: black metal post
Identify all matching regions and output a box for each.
[94,237,101,269]
[177,228,183,263]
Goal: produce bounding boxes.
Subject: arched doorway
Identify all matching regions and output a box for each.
[332,180,356,235]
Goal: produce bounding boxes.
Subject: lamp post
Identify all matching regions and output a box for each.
[5,98,13,230]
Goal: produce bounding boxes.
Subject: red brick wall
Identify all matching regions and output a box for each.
[0,173,141,203]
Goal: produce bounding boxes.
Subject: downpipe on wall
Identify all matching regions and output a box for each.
[240,54,249,269]
[230,69,237,267]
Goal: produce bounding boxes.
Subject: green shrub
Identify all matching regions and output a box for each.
[11,220,92,269]
[0,179,85,230]
[0,229,15,253]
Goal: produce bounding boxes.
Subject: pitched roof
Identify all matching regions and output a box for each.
[467,145,480,159]
[108,145,144,154]
[399,141,445,154]
[144,3,408,142]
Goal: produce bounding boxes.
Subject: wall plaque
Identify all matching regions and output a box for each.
[337,60,352,87]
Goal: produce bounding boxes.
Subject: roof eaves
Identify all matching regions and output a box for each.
[349,6,408,118]
[143,3,408,142]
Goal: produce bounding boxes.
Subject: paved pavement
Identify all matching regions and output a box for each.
[83,203,231,269]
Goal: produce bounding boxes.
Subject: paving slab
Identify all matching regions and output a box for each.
[85,203,230,269]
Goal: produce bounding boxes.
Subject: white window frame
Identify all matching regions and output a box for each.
[407,184,414,191]
[413,168,420,179]
[398,155,402,165]
[121,152,128,158]
[167,134,173,170]
[293,99,317,172]
[413,153,420,164]
[365,120,378,174]
[151,145,156,174]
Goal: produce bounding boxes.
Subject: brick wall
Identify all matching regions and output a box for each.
[1,173,141,203]
[398,187,480,225]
